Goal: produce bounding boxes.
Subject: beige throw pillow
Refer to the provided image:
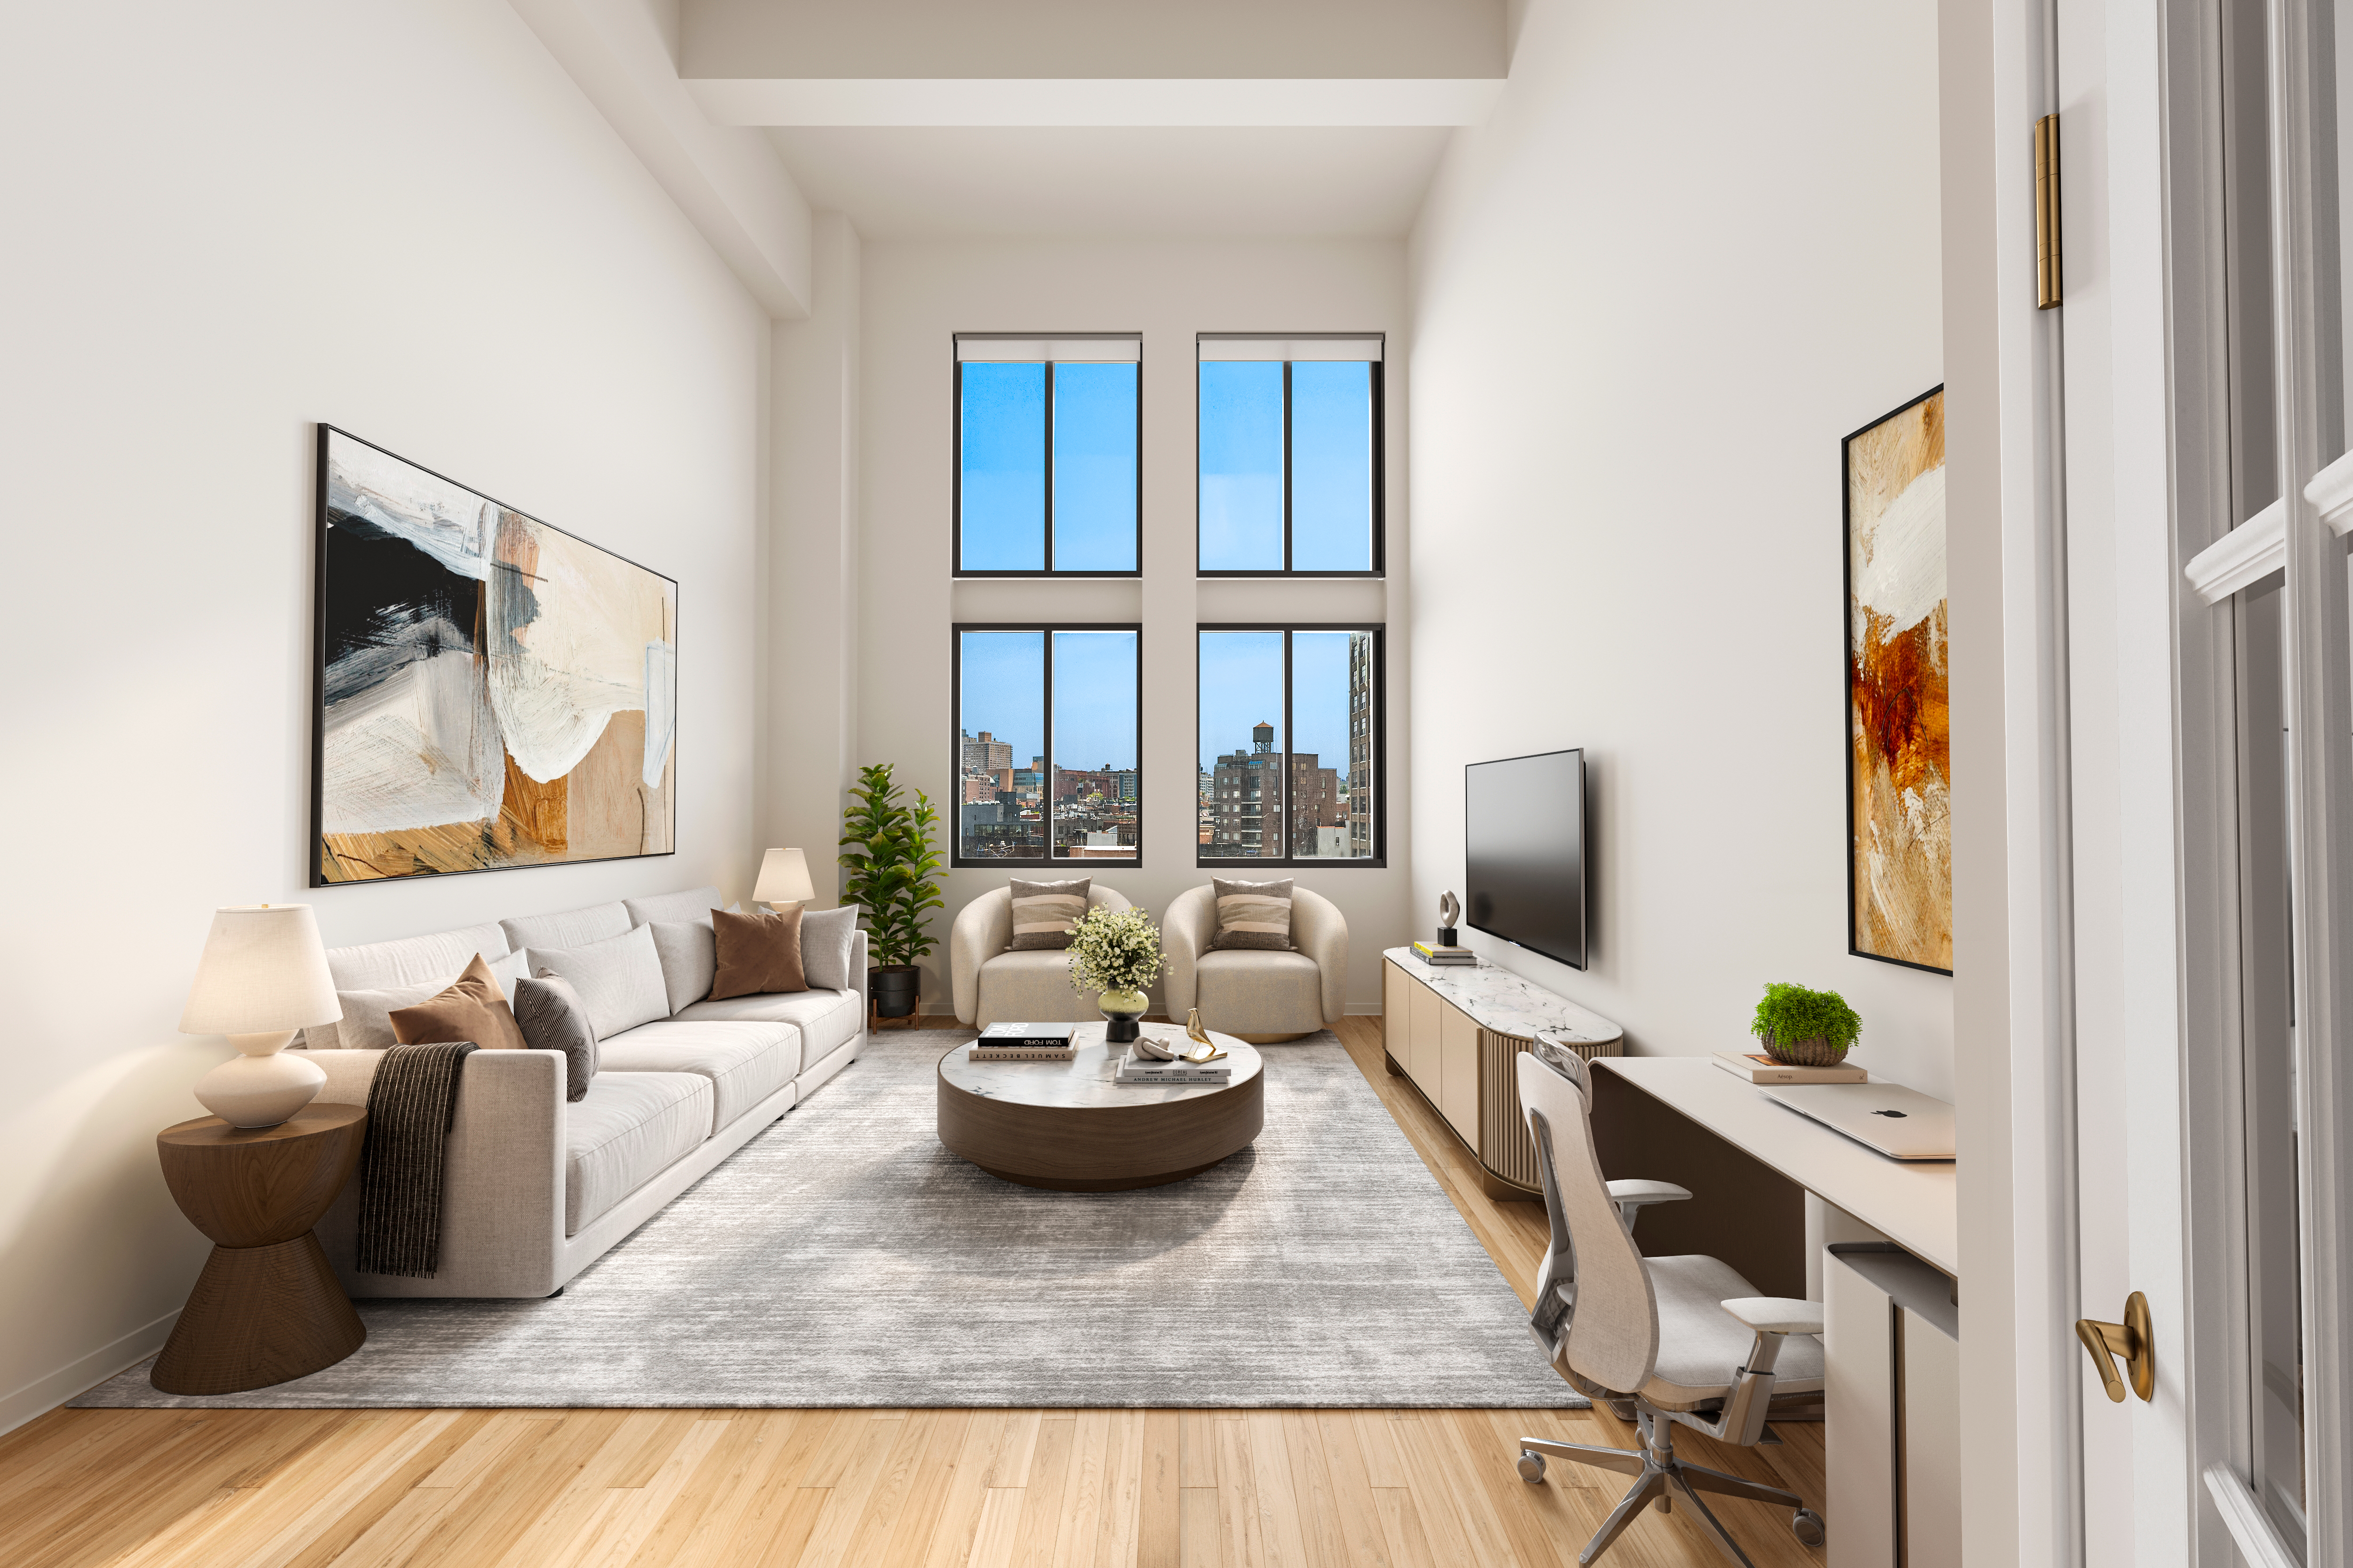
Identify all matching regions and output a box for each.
[1210,877,1295,950]
[1007,878,1090,950]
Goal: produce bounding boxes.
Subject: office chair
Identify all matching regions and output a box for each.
[1514,1041,1828,1565]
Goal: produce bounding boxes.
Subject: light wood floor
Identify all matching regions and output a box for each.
[0,1016,1826,1568]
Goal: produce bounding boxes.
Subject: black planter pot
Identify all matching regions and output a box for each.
[870,965,920,1019]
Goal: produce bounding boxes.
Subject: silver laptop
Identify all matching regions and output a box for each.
[1761,1083,1956,1160]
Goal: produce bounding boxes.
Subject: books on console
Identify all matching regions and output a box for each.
[1114,1047,1230,1085]
[1712,1050,1867,1085]
[968,1021,1079,1061]
[1411,941,1475,966]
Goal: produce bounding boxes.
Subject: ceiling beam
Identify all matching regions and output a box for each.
[688,78,1505,128]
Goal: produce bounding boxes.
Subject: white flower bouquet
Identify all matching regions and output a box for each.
[1065,905,1164,998]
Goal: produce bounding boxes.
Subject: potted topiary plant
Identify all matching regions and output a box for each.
[1750,982,1862,1067]
[839,762,944,1019]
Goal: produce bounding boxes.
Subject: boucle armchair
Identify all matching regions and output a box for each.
[1161,884,1348,1042]
[951,883,1135,1027]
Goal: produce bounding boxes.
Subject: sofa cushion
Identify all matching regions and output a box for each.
[712,906,806,999]
[1195,948,1323,1035]
[389,953,528,1051]
[325,921,512,992]
[624,886,727,928]
[512,973,599,1101]
[673,988,862,1071]
[501,901,631,955]
[528,925,672,1040]
[800,906,859,991]
[648,920,717,1015]
[596,1018,800,1133]
[565,1071,710,1236]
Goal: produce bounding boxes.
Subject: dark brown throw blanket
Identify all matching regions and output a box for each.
[357,1041,476,1278]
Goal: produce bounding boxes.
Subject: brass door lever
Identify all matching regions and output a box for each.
[2075,1291,2154,1402]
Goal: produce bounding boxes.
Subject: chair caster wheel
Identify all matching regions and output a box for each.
[1792,1508,1825,1547]
[1517,1451,1546,1483]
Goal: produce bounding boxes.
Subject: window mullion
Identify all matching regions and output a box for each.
[1281,360,1294,574]
[1281,630,1294,861]
[1044,363,1056,575]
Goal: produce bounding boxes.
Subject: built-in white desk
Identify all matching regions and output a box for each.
[1589,1057,1957,1277]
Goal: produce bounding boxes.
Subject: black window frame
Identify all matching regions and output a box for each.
[951,621,1145,869]
[952,334,1144,579]
[1195,622,1386,869]
[1194,334,1385,579]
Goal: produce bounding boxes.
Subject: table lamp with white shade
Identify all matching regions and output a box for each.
[178,904,342,1128]
[753,847,816,910]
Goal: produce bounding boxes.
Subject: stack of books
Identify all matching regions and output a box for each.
[968,1022,1078,1061]
[1411,941,1476,966]
[1115,1047,1231,1086]
[1713,1050,1868,1085]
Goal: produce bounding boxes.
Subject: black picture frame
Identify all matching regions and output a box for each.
[949,621,1145,869]
[951,333,1144,579]
[311,424,680,887]
[1195,623,1387,869]
[1840,384,1953,975]
[1193,334,1387,580]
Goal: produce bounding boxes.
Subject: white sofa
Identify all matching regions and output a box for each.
[1160,883,1348,1041]
[301,886,864,1298]
[950,882,1133,1027]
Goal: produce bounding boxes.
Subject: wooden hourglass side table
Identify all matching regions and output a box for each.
[151,1102,368,1395]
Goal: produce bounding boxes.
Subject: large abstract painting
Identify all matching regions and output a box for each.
[1843,387,1951,973]
[312,426,676,885]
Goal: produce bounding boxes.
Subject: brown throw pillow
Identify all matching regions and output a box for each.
[387,953,528,1050]
[711,905,806,999]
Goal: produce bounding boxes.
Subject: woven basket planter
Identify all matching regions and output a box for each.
[1761,1030,1849,1067]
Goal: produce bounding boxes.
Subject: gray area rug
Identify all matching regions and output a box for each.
[79,1031,1583,1409]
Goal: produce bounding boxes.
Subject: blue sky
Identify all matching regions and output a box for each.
[1196,629,1358,776]
[960,361,1136,571]
[959,629,1136,771]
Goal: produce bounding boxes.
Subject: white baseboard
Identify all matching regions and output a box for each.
[0,1308,180,1438]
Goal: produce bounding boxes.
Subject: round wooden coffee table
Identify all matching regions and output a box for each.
[937,1023,1264,1191]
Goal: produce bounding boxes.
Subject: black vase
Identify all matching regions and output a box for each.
[870,965,920,1018]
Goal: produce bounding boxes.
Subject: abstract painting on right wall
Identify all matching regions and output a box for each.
[1843,386,1952,974]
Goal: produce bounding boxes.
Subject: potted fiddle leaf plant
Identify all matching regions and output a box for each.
[1750,982,1862,1067]
[839,762,944,1019]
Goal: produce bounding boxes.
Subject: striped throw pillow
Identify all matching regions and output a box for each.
[1210,878,1295,950]
[1007,878,1091,950]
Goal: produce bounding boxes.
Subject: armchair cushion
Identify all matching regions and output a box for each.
[1195,949,1324,1036]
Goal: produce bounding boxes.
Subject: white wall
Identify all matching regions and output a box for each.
[0,0,768,1432]
[1407,0,1954,1092]
[856,238,1413,1013]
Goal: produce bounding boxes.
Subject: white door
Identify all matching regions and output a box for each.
[2039,0,2353,1562]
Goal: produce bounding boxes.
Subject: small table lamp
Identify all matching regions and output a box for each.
[178,904,342,1128]
[754,847,816,910]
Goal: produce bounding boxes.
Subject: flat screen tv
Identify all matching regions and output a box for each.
[1465,748,1587,970]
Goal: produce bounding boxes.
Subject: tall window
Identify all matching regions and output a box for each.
[1197,626,1382,865]
[954,624,1141,865]
[955,335,1141,575]
[1197,335,1382,575]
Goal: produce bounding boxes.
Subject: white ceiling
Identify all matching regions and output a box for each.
[765,126,1455,240]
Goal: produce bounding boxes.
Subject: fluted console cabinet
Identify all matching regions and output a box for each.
[1381,947,1624,1200]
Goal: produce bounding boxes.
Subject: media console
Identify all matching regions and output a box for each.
[1380,947,1624,1200]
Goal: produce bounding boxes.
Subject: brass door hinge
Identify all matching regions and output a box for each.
[2035,113,2063,309]
[2076,1291,2154,1402]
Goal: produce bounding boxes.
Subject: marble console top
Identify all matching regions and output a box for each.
[936,1022,1264,1110]
[1384,947,1625,1047]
